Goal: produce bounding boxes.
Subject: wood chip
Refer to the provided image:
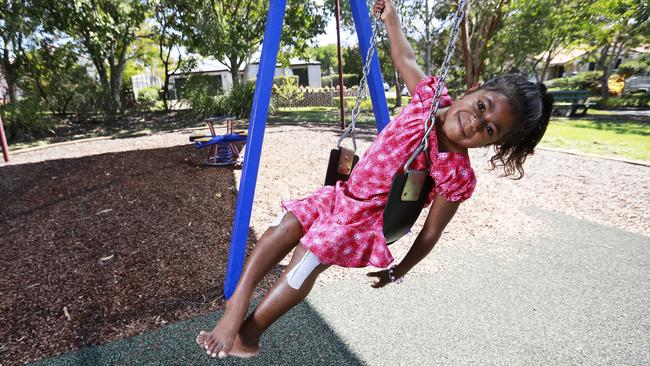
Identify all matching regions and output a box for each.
[99,255,114,262]
[63,306,71,321]
[96,209,113,215]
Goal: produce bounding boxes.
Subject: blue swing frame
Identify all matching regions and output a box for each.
[224,0,390,299]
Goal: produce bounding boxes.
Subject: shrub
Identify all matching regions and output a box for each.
[1,98,55,143]
[223,81,256,118]
[273,75,299,87]
[608,74,625,96]
[182,75,225,120]
[321,73,361,88]
[551,71,602,92]
[272,77,304,109]
[618,55,650,77]
[592,93,650,109]
[333,95,412,111]
[136,86,161,111]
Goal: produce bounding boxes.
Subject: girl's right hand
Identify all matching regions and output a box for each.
[367,269,391,288]
[373,0,396,23]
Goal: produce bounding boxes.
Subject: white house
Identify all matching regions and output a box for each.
[169,58,322,98]
[541,44,650,80]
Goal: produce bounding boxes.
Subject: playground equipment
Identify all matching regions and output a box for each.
[191,117,247,166]
[223,0,390,299]
[223,0,467,298]
[0,113,9,162]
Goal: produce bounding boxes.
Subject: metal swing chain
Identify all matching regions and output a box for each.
[336,9,383,152]
[402,0,468,173]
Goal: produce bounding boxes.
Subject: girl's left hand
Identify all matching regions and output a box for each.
[366,270,390,288]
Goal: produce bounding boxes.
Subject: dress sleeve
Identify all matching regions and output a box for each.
[412,75,453,108]
[434,165,476,203]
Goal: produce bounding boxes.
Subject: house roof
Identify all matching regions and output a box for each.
[171,58,320,75]
[631,44,650,54]
[544,48,590,66]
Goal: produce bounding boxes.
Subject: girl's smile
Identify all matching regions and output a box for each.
[438,90,516,151]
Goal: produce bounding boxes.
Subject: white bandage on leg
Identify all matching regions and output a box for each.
[270,212,285,227]
[286,250,321,290]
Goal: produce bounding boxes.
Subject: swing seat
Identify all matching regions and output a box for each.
[324,147,359,186]
[383,170,434,244]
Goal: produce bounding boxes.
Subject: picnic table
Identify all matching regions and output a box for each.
[549,90,595,117]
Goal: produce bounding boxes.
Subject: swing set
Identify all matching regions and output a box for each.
[223,0,467,299]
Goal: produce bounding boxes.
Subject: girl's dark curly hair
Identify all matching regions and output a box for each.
[479,75,554,179]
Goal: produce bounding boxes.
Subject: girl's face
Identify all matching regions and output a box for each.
[439,89,516,149]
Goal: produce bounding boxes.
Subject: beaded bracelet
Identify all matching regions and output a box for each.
[387,265,403,284]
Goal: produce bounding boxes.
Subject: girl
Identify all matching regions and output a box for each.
[197,0,553,358]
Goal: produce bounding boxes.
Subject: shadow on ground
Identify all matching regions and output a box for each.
[0,145,279,365]
[30,299,365,366]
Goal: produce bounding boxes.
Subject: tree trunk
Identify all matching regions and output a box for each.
[423,0,433,75]
[459,8,475,89]
[1,47,19,105]
[596,44,610,98]
[228,55,243,87]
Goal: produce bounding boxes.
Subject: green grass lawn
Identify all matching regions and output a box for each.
[542,116,650,161]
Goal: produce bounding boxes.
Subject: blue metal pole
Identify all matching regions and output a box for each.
[349,0,390,131]
[224,0,287,299]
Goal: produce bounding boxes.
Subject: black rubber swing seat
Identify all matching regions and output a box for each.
[383,170,434,244]
[324,147,359,186]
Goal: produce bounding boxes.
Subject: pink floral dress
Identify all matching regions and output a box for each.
[282,76,476,268]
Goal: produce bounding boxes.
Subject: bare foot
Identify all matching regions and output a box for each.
[195,310,245,358]
[227,327,260,358]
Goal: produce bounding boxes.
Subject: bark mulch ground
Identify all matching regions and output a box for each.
[0,144,281,365]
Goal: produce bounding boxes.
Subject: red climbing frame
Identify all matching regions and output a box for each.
[0,113,9,162]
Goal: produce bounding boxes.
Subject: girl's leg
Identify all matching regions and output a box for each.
[197,212,304,358]
[228,244,330,357]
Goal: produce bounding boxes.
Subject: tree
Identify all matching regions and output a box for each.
[459,0,510,88]
[305,44,338,74]
[179,0,326,87]
[588,0,649,97]
[486,0,592,81]
[46,0,150,116]
[21,41,98,115]
[0,0,39,105]
[152,0,184,111]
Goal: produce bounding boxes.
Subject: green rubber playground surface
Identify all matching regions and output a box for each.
[31,207,650,365]
[31,300,364,366]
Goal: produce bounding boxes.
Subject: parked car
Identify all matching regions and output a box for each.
[624,76,650,93]
[383,82,390,91]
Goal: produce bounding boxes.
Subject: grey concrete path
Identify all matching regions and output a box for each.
[34,206,649,365]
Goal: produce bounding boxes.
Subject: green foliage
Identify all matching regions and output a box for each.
[136,86,161,111]
[321,73,360,88]
[45,0,150,114]
[181,74,224,120]
[333,96,412,111]
[179,0,325,84]
[549,71,602,92]
[20,43,100,116]
[305,44,338,73]
[342,46,364,81]
[489,0,592,79]
[618,55,650,76]
[591,94,650,109]
[182,75,255,119]
[273,75,300,87]
[223,81,255,118]
[1,98,54,143]
[272,77,304,109]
